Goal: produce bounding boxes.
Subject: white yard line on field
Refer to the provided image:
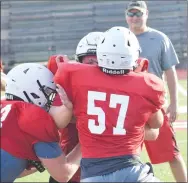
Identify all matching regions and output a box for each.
[178,83,187,97]
[173,121,187,129]
[178,140,187,144]
[178,106,187,114]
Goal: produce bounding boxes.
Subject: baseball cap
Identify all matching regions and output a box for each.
[126,1,147,12]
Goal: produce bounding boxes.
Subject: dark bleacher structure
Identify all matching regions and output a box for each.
[1,1,187,71]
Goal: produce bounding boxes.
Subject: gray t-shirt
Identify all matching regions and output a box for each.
[136,27,179,78]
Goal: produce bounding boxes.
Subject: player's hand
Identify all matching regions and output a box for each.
[166,103,178,122]
[56,84,73,110]
[134,58,149,72]
[55,55,63,68]
[55,55,69,68]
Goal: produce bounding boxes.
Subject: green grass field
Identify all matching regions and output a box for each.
[1,74,187,182]
[178,80,187,121]
[15,130,187,182]
[165,80,187,121]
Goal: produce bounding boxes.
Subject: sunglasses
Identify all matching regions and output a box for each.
[127,11,143,17]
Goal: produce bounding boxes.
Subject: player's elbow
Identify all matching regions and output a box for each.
[147,109,164,129]
[49,106,72,128]
[53,174,70,183]
[52,168,73,182]
[148,133,159,141]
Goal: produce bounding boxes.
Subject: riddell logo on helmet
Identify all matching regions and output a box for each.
[5,93,14,100]
[87,49,96,54]
[102,68,125,75]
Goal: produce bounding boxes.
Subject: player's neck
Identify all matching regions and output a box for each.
[130,26,148,35]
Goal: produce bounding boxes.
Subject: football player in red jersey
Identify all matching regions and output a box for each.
[54,27,165,182]
[76,32,159,142]
[47,54,81,183]
[48,33,106,183]
[48,32,157,183]
[0,63,81,182]
[75,31,183,182]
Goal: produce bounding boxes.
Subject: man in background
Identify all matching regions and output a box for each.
[125,1,187,182]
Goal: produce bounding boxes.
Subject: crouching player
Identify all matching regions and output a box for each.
[0,63,81,182]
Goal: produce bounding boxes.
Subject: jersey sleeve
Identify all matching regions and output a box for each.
[18,103,59,143]
[144,73,166,112]
[161,35,179,70]
[47,55,69,75]
[47,55,58,75]
[54,63,73,101]
[34,142,63,158]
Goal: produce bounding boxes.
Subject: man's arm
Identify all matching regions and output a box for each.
[165,66,178,122]
[161,35,179,122]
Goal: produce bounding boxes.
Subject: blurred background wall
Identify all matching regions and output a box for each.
[1,1,187,72]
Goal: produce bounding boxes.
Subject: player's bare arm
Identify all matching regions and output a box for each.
[147,109,164,129]
[38,143,81,182]
[144,123,159,140]
[49,105,73,128]
[49,84,73,128]
[144,109,164,140]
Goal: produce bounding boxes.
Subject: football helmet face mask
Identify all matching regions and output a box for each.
[5,63,56,111]
[97,26,141,75]
[75,32,104,63]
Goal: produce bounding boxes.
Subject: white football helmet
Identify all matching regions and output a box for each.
[97,26,141,75]
[5,63,56,111]
[75,32,104,62]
